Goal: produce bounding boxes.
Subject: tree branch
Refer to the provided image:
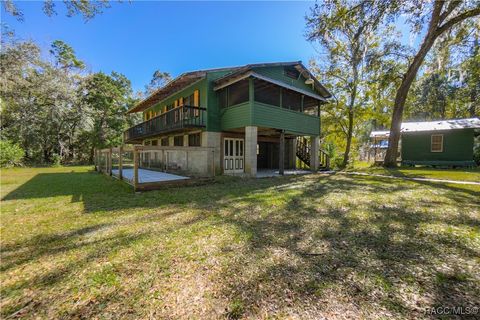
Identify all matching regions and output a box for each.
[437,7,480,35]
[439,0,461,23]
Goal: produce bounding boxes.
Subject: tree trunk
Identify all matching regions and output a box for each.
[384,3,480,167]
[342,107,354,167]
[383,32,439,167]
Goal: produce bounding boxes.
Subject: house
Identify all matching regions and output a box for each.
[370,118,480,167]
[123,61,332,177]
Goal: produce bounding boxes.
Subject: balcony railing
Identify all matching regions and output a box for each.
[124,105,206,142]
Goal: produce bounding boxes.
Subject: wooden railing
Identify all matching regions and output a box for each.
[296,137,330,169]
[124,105,206,142]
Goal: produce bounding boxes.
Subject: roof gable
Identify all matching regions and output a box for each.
[213,61,332,99]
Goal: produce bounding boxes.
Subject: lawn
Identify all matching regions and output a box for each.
[1,166,479,319]
[349,161,480,183]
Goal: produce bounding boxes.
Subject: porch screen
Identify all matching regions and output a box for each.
[282,89,302,112]
[303,96,320,116]
[229,79,249,106]
[254,79,280,107]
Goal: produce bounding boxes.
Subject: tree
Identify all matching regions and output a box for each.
[383,1,480,166]
[81,71,134,158]
[50,40,85,70]
[0,140,24,167]
[145,70,171,95]
[1,38,136,164]
[306,0,386,167]
[2,0,111,21]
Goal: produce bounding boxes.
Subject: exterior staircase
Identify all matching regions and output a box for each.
[296,137,330,170]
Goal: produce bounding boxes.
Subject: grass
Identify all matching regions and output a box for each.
[1,166,479,319]
[349,161,480,183]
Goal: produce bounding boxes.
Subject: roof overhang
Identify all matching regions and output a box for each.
[213,71,328,102]
[127,72,207,114]
[213,61,332,100]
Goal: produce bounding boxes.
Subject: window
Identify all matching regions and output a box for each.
[284,66,300,80]
[144,140,151,146]
[151,139,158,146]
[193,90,200,116]
[431,134,443,152]
[254,79,281,107]
[174,135,184,146]
[188,133,201,146]
[161,137,169,146]
[193,90,200,107]
[184,95,191,106]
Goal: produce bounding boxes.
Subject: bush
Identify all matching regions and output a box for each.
[474,146,480,166]
[51,153,62,167]
[0,140,24,167]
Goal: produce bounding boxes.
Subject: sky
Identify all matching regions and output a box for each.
[2,1,324,92]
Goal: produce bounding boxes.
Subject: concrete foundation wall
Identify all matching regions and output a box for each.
[137,146,215,177]
[201,131,222,175]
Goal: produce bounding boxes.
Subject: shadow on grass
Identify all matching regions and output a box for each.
[211,175,480,318]
[1,169,479,318]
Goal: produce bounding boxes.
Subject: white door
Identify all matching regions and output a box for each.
[224,138,244,174]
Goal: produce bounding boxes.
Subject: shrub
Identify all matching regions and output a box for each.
[51,153,62,167]
[474,146,480,166]
[0,140,24,167]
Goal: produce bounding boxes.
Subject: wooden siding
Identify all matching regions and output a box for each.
[252,102,320,136]
[205,70,234,132]
[220,102,251,130]
[143,79,208,120]
[220,102,320,136]
[401,129,474,162]
[143,66,324,135]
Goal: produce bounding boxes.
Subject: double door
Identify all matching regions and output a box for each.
[224,138,244,174]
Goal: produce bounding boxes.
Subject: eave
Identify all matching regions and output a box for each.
[214,71,328,102]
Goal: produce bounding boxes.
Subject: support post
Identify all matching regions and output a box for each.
[310,136,320,171]
[279,131,285,175]
[119,145,123,180]
[94,148,97,171]
[109,148,113,176]
[104,151,108,174]
[291,138,297,170]
[245,126,258,177]
[133,147,139,190]
[211,149,215,177]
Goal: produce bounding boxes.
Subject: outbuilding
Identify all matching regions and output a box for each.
[370,118,480,167]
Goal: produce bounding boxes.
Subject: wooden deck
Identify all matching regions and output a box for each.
[112,168,189,184]
[95,145,214,191]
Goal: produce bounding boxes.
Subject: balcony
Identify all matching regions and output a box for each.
[124,105,206,143]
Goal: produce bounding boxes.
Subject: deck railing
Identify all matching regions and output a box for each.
[124,105,206,142]
[296,137,330,169]
[94,145,215,191]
